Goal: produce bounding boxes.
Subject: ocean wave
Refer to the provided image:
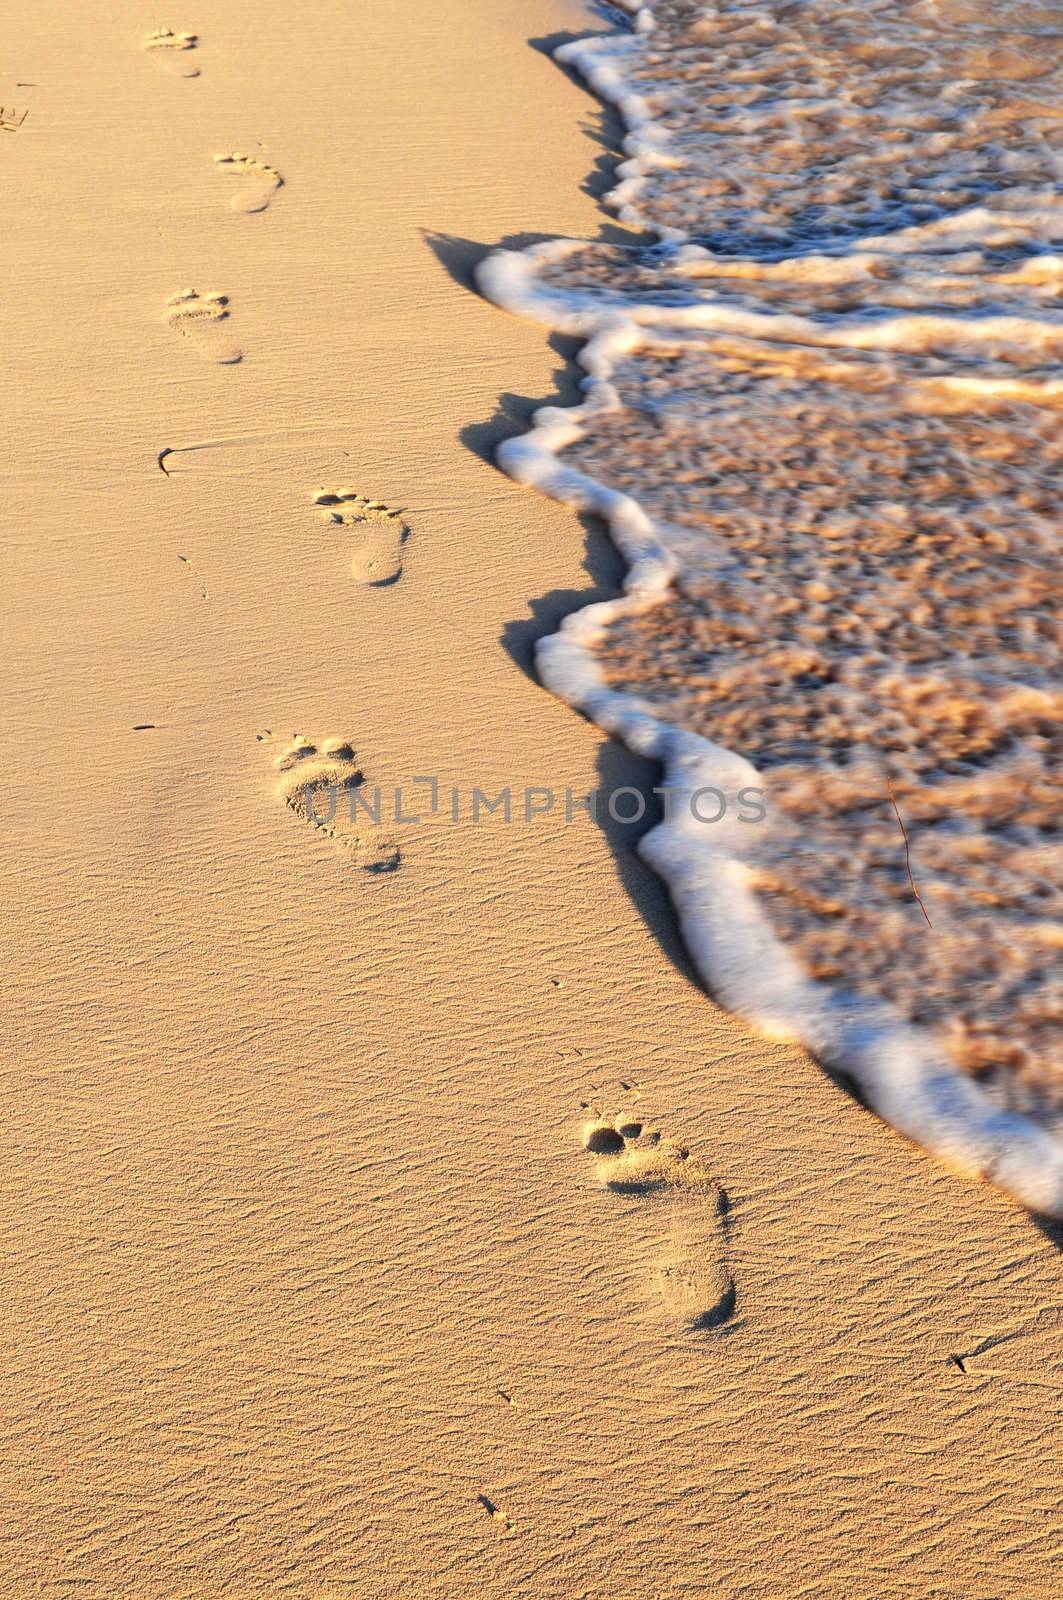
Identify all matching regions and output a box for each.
[476,0,1063,1215]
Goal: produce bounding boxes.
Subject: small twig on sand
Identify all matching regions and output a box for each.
[887,776,932,929]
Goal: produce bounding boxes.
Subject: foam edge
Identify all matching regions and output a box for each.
[474,4,1063,1216]
[475,306,1063,1222]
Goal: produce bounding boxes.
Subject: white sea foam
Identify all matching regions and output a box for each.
[477,0,1063,1215]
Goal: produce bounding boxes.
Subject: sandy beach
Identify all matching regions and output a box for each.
[3,1,1061,1595]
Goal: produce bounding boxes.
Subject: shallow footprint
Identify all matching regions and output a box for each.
[312,488,409,586]
[213,151,283,214]
[274,735,400,873]
[583,1115,735,1332]
[164,289,242,365]
[142,27,200,77]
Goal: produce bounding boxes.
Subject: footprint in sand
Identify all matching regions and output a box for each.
[312,488,409,586]
[274,735,400,873]
[164,289,242,365]
[142,27,200,77]
[213,151,283,214]
[583,1115,735,1332]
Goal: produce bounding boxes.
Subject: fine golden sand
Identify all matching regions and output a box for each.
[2,2,1061,1596]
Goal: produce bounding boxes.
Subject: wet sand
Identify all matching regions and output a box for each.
[2,1,1062,1595]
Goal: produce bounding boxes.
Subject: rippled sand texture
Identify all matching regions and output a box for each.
[566,334,1062,1125]
[481,0,1063,1187]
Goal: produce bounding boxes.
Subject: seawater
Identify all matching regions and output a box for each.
[478,0,1063,1214]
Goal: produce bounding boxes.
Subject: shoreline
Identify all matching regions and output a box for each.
[475,6,1063,1215]
[4,1,1062,1595]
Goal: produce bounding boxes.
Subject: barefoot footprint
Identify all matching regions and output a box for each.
[213,151,283,214]
[312,489,409,586]
[164,289,242,365]
[142,27,200,77]
[274,735,400,873]
[582,1115,735,1332]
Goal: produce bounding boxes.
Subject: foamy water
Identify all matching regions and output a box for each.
[478,0,1063,1214]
